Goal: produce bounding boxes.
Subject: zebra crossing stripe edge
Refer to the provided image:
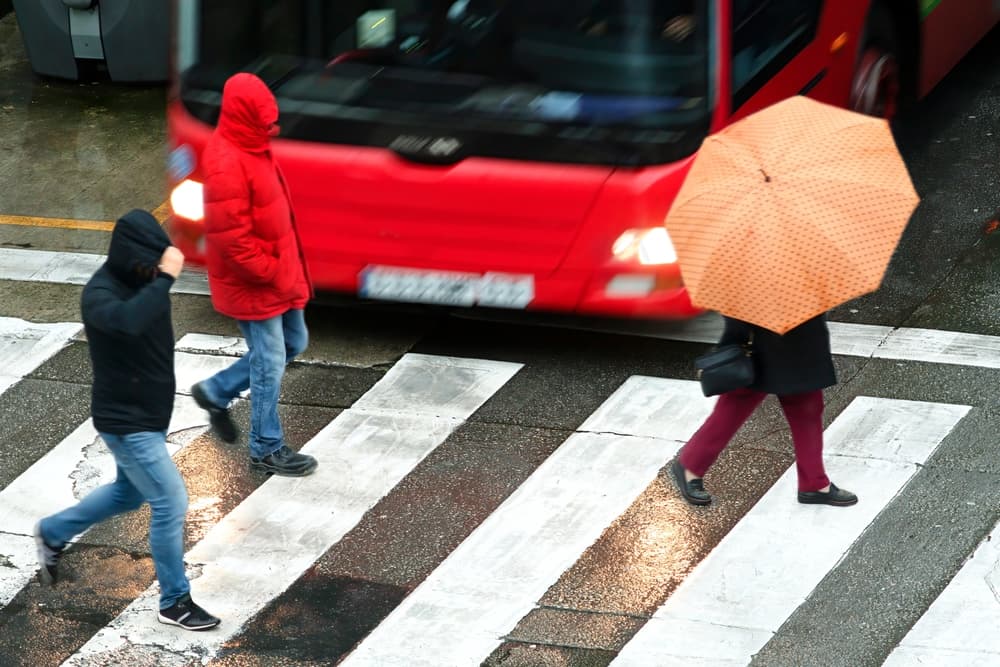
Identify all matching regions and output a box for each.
[338,376,715,666]
[60,353,522,665]
[609,397,971,666]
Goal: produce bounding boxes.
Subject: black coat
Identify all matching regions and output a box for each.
[82,210,176,434]
[718,315,836,396]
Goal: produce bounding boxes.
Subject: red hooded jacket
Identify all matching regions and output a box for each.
[201,73,312,321]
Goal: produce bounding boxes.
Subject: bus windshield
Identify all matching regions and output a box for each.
[175,1,712,166]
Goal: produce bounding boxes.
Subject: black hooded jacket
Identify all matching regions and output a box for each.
[82,210,176,434]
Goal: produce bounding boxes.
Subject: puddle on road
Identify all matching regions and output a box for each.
[0,13,166,223]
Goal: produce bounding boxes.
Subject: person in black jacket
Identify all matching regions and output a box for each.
[671,315,858,507]
[34,210,220,631]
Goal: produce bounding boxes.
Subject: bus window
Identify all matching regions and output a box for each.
[732,0,823,109]
[202,2,304,63]
[175,0,712,167]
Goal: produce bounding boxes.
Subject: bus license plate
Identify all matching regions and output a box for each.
[359,266,534,309]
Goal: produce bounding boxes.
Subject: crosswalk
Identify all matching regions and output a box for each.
[341,378,713,667]
[611,398,969,667]
[0,331,234,608]
[885,526,1000,665]
[0,314,997,666]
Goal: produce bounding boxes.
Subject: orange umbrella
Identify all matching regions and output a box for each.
[664,96,919,334]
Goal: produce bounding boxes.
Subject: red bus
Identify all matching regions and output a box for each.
[166,1,999,319]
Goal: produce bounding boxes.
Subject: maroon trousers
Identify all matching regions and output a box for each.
[678,388,830,492]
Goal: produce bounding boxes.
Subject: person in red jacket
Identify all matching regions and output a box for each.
[191,73,318,477]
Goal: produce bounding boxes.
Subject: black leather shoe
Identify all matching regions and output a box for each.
[192,383,239,444]
[798,483,858,507]
[250,445,318,477]
[671,458,711,506]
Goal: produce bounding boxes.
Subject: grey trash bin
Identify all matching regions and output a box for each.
[13,0,168,82]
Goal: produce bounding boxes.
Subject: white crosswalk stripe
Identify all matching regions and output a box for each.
[610,398,970,666]
[341,377,714,667]
[0,317,84,602]
[0,248,209,296]
[11,248,1000,371]
[0,314,988,666]
[0,317,81,394]
[63,354,522,665]
[0,334,239,607]
[884,520,1000,665]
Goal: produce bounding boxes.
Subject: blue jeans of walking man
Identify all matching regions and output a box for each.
[38,430,190,609]
[197,309,310,461]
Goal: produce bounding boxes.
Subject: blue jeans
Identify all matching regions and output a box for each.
[39,430,190,609]
[198,309,308,460]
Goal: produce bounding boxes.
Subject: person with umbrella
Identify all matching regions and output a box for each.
[672,314,856,507]
[664,95,920,507]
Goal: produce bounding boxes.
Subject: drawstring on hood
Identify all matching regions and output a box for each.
[106,209,171,286]
[217,73,279,153]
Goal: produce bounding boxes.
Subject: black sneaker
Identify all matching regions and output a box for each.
[34,522,64,585]
[157,594,221,631]
[798,483,858,507]
[192,382,239,444]
[250,445,318,477]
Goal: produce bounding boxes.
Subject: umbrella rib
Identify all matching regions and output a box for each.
[763,117,890,172]
[779,171,918,200]
[769,177,915,233]
[669,179,759,215]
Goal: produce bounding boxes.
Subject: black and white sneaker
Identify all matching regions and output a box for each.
[34,522,64,585]
[157,594,221,631]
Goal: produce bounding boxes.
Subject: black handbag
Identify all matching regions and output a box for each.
[694,334,755,397]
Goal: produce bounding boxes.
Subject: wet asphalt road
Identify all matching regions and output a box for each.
[2,7,1000,666]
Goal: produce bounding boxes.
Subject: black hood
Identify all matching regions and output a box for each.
[106,209,171,285]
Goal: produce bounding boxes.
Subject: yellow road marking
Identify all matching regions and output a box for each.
[0,201,172,232]
[152,201,172,223]
[0,214,115,232]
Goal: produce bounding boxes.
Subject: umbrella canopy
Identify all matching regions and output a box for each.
[664,95,919,334]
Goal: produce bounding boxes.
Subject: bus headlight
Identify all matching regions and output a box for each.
[612,227,678,265]
[169,179,204,221]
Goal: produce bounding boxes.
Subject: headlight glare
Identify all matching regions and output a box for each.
[170,179,204,222]
[612,227,678,265]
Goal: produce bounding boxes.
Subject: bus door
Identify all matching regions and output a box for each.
[726,0,830,121]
